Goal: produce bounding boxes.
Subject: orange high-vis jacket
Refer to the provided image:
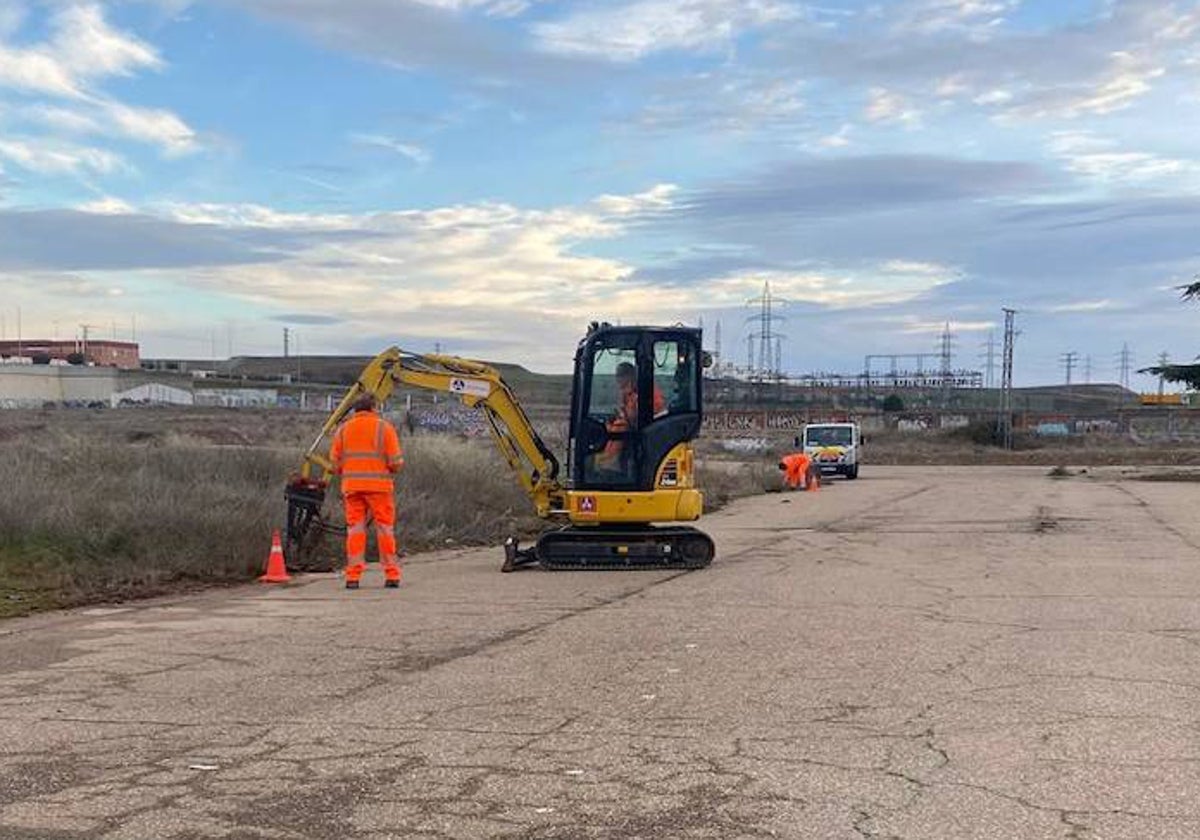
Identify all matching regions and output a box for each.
[330,409,404,494]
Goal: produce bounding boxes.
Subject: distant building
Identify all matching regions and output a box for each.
[0,339,140,370]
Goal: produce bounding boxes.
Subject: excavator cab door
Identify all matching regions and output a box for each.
[569,324,703,492]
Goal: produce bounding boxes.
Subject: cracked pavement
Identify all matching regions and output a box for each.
[2,466,1200,839]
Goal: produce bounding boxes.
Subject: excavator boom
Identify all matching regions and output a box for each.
[296,347,565,515]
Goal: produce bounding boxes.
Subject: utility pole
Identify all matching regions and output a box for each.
[79,324,96,362]
[1000,308,1017,450]
[746,281,786,381]
[1084,355,1092,385]
[1157,351,1169,398]
[746,334,754,375]
[938,321,955,408]
[980,331,997,388]
[16,306,21,357]
[714,320,722,373]
[1059,351,1080,386]
[1116,343,1133,391]
[283,327,290,359]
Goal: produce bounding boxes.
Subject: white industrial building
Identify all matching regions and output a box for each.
[0,367,123,408]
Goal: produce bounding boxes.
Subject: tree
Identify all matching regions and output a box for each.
[881,394,905,412]
[1141,281,1200,389]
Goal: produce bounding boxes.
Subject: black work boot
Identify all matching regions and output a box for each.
[345,580,360,590]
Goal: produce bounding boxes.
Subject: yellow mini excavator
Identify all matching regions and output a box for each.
[284,323,715,571]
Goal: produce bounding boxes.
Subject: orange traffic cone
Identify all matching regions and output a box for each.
[805,468,820,492]
[260,530,292,583]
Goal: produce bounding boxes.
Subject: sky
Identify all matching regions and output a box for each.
[0,0,1198,387]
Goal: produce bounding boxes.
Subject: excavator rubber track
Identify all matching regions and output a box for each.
[533,525,714,571]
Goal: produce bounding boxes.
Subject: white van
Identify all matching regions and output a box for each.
[800,422,862,480]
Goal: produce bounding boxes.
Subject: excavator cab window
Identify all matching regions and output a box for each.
[570,325,703,491]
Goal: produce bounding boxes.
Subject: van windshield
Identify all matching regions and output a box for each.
[805,426,853,447]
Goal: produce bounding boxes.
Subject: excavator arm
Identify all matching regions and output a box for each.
[285,348,565,567]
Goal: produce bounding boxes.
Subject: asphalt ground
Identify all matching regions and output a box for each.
[2,466,1200,839]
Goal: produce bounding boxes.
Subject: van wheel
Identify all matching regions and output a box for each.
[846,465,859,480]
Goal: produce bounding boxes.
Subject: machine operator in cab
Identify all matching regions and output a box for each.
[598,362,667,473]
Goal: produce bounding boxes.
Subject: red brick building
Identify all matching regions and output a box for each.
[0,340,141,369]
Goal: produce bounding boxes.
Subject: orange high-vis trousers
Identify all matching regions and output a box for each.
[343,491,400,583]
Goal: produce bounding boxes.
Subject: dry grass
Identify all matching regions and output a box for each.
[1,437,291,616]
[0,412,774,616]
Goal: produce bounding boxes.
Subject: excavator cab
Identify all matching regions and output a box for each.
[569,323,704,492]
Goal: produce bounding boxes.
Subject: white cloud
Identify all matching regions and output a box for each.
[972,88,1012,106]
[632,72,806,135]
[900,318,995,334]
[0,137,123,175]
[77,196,134,215]
[102,101,198,156]
[818,123,852,148]
[1049,131,1198,184]
[22,100,198,156]
[893,0,1018,35]
[0,45,81,98]
[863,87,922,126]
[349,133,432,166]
[935,74,971,97]
[0,3,198,162]
[1004,51,1165,119]
[49,4,162,81]
[79,188,957,368]
[1046,299,1114,313]
[411,0,536,15]
[533,0,801,61]
[688,261,959,311]
[593,183,677,215]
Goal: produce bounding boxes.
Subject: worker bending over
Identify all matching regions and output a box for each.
[330,394,404,589]
[779,444,817,491]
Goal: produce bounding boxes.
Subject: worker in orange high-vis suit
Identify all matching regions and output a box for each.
[778,451,814,490]
[330,394,404,589]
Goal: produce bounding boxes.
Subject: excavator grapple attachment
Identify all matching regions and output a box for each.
[284,476,344,571]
